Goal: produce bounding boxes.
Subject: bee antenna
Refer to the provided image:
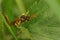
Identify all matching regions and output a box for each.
[22,10,29,16]
[26,10,29,14]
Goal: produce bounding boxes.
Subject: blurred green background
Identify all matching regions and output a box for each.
[0,0,60,40]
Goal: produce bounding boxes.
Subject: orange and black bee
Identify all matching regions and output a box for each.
[3,11,37,27]
[14,11,36,27]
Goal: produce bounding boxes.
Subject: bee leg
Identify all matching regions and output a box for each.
[3,14,11,26]
[30,14,37,19]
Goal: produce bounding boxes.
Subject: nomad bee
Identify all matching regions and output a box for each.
[3,11,36,27]
[14,11,36,27]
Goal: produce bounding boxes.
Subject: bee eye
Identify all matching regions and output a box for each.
[25,16,30,20]
[21,16,26,19]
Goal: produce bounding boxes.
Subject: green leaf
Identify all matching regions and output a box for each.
[0,12,6,40]
[1,0,18,40]
[0,12,18,40]
[20,0,60,40]
[46,0,60,20]
[15,0,26,13]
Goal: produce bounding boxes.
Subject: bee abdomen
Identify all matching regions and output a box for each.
[14,18,21,26]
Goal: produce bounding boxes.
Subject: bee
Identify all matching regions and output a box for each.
[14,11,36,27]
